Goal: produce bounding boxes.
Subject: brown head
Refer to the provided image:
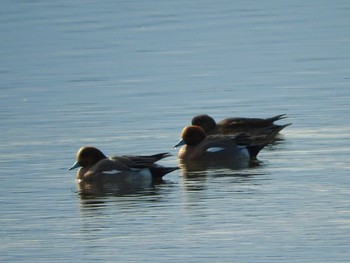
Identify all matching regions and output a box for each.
[181,125,207,146]
[191,115,217,133]
[69,146,107,170]
[174,125,207,148]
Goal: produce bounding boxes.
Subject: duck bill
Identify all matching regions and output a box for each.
[173,139,186,148]
[69,161,80,170]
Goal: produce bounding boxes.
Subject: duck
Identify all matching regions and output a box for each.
[69,146,178,183]
[191,114,291,139]
[174,125,266,163]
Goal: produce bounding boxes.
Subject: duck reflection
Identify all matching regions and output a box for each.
[179,158,263,194]
[77,179,167,208]
[179,158,261,177]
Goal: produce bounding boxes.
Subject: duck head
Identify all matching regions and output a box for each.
[69,146,107,170]
[174,125,207,148]
[191,115,217,133]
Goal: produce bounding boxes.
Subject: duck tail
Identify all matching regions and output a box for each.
[267,123,292,137]
[149,152,172,161]
[149,166,179,180]
[267,114,287,123]
[275,123,292,132]
[246,144,267,159]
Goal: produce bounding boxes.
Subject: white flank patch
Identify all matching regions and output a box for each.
[102,170,121,175]
[238,146,250,159]
[136,168,152,177]
[206,147,225,153]
[128,168,152,177]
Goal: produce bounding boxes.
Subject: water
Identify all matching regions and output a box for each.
[1,1,350,262]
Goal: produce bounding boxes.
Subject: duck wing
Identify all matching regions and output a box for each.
[111,152,172,169]
[219,114,286,128]
[227,132,255,146]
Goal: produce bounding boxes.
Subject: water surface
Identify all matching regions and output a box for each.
[1,1,350,262]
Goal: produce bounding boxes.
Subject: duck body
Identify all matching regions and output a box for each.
[191,114,291,139]
[178,135,249,161]
[69,147,178,183]
[175,126,266,163]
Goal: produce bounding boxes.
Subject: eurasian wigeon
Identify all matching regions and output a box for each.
[174,125,266,162]
[69,146,178,183]
[191,114,291,139]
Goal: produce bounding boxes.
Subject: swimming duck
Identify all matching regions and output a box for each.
[69,146,178,183]
[191,114,291,139]
[174,125,266,162]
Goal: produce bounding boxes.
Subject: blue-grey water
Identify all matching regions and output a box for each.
[1,1,350,262]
